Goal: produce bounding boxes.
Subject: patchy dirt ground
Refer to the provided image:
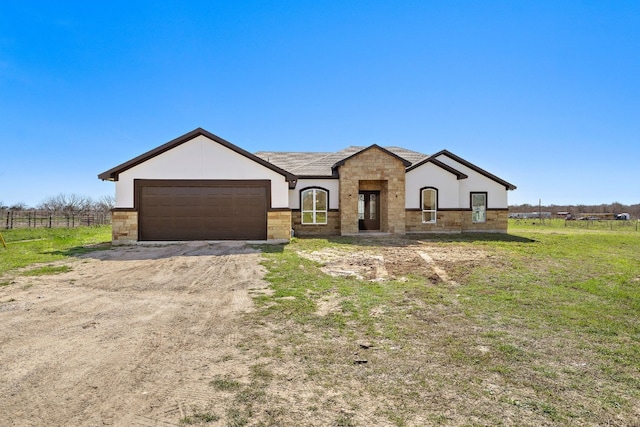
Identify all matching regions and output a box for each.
[0,239,498,426]
[3,235,634,426]
[3,237,567,427]
[0,242,269,426]
[298,241,489,284]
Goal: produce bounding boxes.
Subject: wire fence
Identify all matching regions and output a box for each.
[2,210,112,229]
[510,218,639,232]
[564,219,639,231]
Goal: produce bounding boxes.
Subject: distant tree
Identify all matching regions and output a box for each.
[9,202,28,210]
[38,193,91,213]
[610,202,624,213]
[93,195,115,213]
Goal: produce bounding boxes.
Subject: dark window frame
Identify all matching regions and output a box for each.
[470,191,488,223]
[300,187,329,225]
[420,186,438,224]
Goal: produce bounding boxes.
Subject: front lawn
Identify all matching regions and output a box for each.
[238,227,639,426]
[0,226,111,277]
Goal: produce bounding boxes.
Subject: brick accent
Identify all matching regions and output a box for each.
[338,147,406,235]
[406,209,509,233]
[462,209,509,232]
[111,210,138,244]
[406,210,464,233]
[292,210,340,236]
[267,210,292,240]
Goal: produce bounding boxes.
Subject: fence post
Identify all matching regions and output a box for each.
[49,213,52,228]
[5,211,9,229]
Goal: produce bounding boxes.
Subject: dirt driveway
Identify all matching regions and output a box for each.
[0,242,268,426]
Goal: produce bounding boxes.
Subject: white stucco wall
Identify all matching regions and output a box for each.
[434,155,509,208]
[289,179,340,209]
[405,163,461,209]
[114,135,290,208]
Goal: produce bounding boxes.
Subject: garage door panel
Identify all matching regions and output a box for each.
[139,181,268,241]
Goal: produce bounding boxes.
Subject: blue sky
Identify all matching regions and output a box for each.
[1,1,638,207]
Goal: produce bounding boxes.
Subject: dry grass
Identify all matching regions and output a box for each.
[226,230,640,426]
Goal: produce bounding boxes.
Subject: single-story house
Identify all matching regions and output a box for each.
[99,128,516,243]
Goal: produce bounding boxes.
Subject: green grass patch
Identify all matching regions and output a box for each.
[0,226,111,276]
[20,264,72,276]
[248,229,640,426]
[179,411,220,424]
[209,376,242,392]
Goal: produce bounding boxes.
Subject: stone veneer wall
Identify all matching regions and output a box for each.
[406,209,508,233]
[111,210,138,244]
[267,210,292,240]
[462,209,508,232]
[291,210,340,236]
[338,148,406,235]
[405,210,464,233]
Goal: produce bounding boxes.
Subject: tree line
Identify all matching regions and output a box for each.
[509,202,640,218]
[0,193,115,213]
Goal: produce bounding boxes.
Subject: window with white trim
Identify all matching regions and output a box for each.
[421,187,437,223]
[471,192,487,223]
[301,188,328,225]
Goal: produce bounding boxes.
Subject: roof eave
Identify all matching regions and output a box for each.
[331,144,412,173]
[98,128,297,184]
[433,150,517,190]
[405,157,468,180]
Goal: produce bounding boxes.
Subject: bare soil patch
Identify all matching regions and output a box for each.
[299,242,489,284]
[1,239,490,426]
[0,242,268,426]
[4,235,630,426]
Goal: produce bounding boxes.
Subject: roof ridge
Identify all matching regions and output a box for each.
[254,145,430,177]
[288,146,364,173]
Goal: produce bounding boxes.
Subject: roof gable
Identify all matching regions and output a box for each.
[406,157,468,179]
[98,128,296,183]
[433,150,517,190]
[331,144,412,173]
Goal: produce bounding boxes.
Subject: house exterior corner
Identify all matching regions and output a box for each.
[100,129,515,242]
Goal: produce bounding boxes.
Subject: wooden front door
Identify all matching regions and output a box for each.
[358,191,380,231]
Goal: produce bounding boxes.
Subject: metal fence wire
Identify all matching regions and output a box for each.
[564,219,638,231]
[510,218,638,232]
[2,210,111,229]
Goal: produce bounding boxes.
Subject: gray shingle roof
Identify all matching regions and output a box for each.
[254,146,430,177]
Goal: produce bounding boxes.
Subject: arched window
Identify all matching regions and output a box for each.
[421,187,437,223]
[301,188,328,225]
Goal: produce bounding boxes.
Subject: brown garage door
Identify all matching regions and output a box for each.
[138,180,269,241]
